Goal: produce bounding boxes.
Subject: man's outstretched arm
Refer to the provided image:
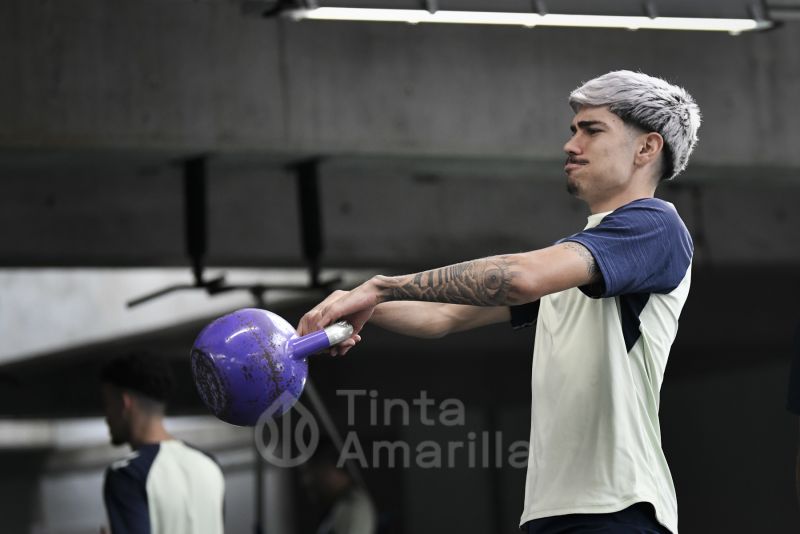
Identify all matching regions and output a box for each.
[297,241,599,338]
[371,302,511,339]
[374,241,598,306]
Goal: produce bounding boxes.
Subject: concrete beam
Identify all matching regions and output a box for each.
[1,0,800,168]
[1,156,799,268]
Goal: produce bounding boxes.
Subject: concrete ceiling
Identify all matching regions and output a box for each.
[2,0,800,165]
[2,0,799,271]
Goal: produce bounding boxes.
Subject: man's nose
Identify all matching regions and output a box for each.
[563,135,581,156]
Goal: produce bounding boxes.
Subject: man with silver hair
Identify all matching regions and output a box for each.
[298,70,700,533]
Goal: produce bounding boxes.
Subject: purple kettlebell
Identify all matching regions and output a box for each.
[190,308,353,426]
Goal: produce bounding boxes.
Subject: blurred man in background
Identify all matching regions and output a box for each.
[301,438,377,534]
[100,352,225,534]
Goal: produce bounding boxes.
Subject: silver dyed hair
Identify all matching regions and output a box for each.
[569,70,701,181]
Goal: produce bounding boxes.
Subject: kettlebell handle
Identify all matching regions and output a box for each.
[288,321,354,360]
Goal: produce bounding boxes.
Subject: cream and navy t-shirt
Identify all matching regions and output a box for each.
[104,440,225,534]
[514,198,693,534]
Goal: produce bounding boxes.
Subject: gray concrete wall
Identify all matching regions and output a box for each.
[2,161,799,267]
[1,0,800,167]
[2,0,798,269]
[661,356,800,534]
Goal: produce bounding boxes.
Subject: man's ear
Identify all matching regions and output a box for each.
[636,132,664,166]
[121,390,135,413]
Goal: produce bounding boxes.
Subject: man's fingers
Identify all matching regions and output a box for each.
[334,341,351,352]
[296,290,350,336]
[338,337,361,356]
[329,334,362,357]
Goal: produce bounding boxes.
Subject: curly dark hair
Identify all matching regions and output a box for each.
[100,352,174,403]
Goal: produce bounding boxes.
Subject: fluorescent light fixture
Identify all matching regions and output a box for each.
[286,8,773,34]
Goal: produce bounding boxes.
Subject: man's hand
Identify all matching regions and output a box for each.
[297,285,377,356]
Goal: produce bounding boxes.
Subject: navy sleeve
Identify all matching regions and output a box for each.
[104,467,151,534]
[104,445,159,534]
[510,301,540,330]
[786,324,800,415]
[561,198,693,298]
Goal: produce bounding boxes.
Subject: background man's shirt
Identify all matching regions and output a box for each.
[104,439,225,534]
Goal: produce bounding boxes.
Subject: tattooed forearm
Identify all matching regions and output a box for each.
[375,256,521,306]
[562,242,600,281]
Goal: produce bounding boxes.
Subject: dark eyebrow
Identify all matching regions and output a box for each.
[570,120,607,133]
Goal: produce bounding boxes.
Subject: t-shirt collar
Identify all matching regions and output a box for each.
[584,210,613,230]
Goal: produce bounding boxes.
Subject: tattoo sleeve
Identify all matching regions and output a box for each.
[561,242,600,281]
[374,256,523,306]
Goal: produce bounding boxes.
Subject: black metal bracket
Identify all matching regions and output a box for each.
[643,1,658,19]
[291,157,342,289]
[127,154,341,309]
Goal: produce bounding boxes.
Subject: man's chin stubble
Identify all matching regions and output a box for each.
[566,179,579,196]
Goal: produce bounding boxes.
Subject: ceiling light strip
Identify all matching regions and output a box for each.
[287,8,772,33]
